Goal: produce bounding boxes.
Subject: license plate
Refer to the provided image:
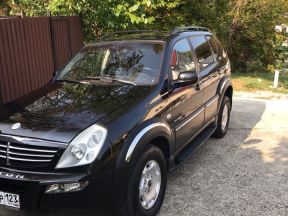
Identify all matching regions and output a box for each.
[0,191,20,209]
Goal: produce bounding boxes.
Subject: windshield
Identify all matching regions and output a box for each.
[57,41,165,85]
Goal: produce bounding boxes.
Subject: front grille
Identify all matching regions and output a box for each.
[0,140,60,168]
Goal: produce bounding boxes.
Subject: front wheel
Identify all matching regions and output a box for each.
[117,146,167,216]
[212,96,231,138]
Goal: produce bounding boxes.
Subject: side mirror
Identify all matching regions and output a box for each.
[174,71,199,88]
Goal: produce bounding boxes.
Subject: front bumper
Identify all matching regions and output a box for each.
[0,168,113,210]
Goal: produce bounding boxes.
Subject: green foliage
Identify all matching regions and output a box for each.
[275,27,288,71]
[0,0,288,72]
[227,0,287,72]
[233,72,288,93]
[266,64,275,73]
[1,0,49,16]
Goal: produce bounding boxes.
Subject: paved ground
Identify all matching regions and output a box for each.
[1,93,288,216]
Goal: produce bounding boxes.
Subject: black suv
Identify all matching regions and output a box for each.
[0,27,232,216]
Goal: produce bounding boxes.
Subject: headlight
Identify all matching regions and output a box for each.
[56,124,107,169]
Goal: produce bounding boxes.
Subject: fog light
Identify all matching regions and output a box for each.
[45,181,89,194]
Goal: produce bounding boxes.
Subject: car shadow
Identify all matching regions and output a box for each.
[159,98,270,215]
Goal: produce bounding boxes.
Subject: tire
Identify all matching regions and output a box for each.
[117,146,167,216]
[212,96,231,138]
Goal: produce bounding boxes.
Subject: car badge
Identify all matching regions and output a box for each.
[12,123,21,130]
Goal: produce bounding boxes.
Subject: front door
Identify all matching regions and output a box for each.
[168,38,204,150]
[189,35,220,125]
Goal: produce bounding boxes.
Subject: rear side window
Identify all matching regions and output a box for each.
[214,38,228,62]
[206,35,218,61]
[189,36,214,69]
[170,39,196,80]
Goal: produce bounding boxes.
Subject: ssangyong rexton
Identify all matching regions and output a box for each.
[0,27,233,216]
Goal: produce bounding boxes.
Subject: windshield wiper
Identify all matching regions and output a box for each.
[113,78,136,86]
[54,79,81,84]
[82,76,136,86]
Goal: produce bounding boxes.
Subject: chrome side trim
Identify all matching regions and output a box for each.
[125,123,171,162]
[206,95,219,108]
[176,107,205,132]
[220,79,228,94]
[0,134,68,147]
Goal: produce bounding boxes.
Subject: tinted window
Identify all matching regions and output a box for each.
[170,39,196,80]
[58,42,165,85]
[190,36,214,69]
[215,38,227,62]
[206,36,218,61]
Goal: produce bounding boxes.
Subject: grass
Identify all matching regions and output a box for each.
[232,72,288,94]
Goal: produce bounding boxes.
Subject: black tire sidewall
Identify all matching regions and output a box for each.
[126,146,167,216]
[213,96,231,138]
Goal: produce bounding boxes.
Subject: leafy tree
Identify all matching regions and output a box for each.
[1,0,288,72]
[46,0,180,40]
[0,0,49,16]
[227,0,288,72]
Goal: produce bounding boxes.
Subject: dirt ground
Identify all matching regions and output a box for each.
[1,92,288,216]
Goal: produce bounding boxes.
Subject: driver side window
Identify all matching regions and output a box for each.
[170,39,196,81]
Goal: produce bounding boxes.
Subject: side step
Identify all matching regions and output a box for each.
[171,125,216,171]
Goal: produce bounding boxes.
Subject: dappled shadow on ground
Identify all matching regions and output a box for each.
[161,99,288,216]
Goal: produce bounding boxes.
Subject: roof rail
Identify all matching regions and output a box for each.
[170,26,209,35]
[101,30,164,39]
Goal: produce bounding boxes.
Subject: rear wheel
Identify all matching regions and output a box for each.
[212,96,231,138]
[117,146,167,216]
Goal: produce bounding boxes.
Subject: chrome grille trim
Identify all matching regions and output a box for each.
[8,151,55,158]
[9,146,57,153]
[0,138,61,167]
[8,157,51,163]
[6,142,10,165]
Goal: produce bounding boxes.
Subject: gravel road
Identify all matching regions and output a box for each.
[1,93,288,216]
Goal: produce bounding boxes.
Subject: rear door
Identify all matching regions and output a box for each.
[168,38,204,149]
[189,35,220,125]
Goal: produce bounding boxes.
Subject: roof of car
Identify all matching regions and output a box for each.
[100,31,171,42]
[99,27,213,43]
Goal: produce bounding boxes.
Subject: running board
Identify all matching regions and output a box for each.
[170,125,216,172]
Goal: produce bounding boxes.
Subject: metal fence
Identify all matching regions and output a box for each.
[0,16,83,104]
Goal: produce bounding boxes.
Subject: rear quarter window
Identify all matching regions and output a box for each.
[206,35,218,61]
[189,36,214,69]
[214,37,228,63]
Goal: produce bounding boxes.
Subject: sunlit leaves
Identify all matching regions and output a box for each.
[1,0,287,71]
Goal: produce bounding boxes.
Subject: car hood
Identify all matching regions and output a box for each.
[0,82,153,143]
